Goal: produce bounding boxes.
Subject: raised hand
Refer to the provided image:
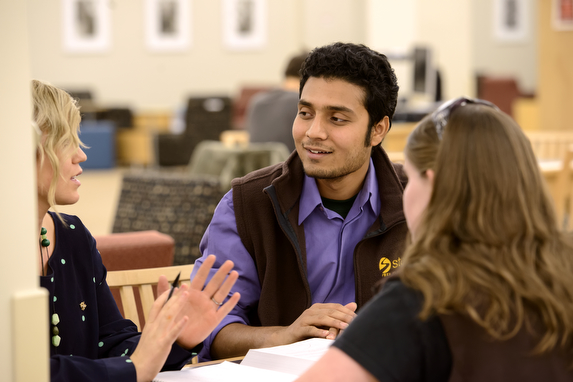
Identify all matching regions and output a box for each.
[131,286,190,382]
[157,254,240,350]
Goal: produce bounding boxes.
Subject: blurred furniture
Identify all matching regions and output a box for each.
[106,264,194,330]
[79,120,116,169]
[188,140,291,191]
[233,86,273,129]
[156,96,233,166]
[116,110,172,166]
[525,131,573,160]
[386,151,405,163]
[96,230,175,271]
[220,130,249,147]
[112,171,223,265]
[382,122,417,153]
[513,98,540,131]
[476,75,521,117]
[95,230,175,320]
[539,146,573,231]
[96,108,134,129]
[554,145,573,230]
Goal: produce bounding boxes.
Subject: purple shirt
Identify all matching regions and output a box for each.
[191,159,380,360]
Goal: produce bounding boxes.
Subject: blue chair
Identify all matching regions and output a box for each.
[80,120,116,169]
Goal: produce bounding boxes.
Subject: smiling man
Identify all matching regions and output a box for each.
[191,42,408,361]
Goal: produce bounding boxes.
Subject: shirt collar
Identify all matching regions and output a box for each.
[298,158,380,224]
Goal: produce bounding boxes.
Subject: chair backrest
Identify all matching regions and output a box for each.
[232,86,273,129]
[476,75,520,117]
[525,131,573,161]
[112,171,223,264]
[185,96,233,141]
[106,264,194,331]
[554,144,573,231]
[188,140,290,191]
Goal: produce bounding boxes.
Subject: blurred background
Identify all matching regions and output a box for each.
[3,2,573,378]
[21,0,572,247]
[28,0,538,114]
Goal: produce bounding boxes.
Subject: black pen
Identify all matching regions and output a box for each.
[166,271,181,302]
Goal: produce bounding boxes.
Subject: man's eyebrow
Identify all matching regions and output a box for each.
[298,99,355,114]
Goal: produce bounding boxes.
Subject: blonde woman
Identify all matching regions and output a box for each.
[33,79,240,382]
[297,97,573,381]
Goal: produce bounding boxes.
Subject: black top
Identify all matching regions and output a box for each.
[333,278,452,382]
[41,212,192,382]
[321,194,358,219]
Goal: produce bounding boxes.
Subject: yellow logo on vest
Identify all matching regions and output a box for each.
[379,257,401,277]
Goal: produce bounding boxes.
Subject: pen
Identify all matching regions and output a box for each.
[166,271,181,302]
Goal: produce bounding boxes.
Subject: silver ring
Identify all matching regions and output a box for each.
[211,297,223,306]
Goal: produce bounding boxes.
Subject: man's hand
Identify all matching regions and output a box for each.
[211,301,357,359]
[326,302,357,339]
[279,302,357,344]
[157,254,240,350]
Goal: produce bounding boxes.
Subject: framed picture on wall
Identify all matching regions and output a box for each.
[493,0,530,43]
[62,0,111,53]
[145,0,191,52]
[222,0,267,51]
[552,0,573,30]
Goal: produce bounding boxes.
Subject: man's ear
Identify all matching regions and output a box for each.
[370,116,390,147]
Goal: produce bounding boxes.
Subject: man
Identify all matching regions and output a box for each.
[246,51,308,152]
[192,42,408,361]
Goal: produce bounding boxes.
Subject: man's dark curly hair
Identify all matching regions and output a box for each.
[299,42,399,144]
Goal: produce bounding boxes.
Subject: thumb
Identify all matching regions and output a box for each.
[345,302,358,312]
[157,275,170,296]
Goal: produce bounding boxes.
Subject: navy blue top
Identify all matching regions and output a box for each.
[40,212,193,382]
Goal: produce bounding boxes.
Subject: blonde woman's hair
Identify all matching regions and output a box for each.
[32,79,84,216]
[401,103,573,357]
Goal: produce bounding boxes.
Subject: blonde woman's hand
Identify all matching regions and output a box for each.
[130,286,190,382]
[157,254,240,350]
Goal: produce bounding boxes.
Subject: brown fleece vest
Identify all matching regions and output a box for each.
[231,147,408,327]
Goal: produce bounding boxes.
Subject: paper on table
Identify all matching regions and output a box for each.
[153,361,298,382]
[240,338,333,376]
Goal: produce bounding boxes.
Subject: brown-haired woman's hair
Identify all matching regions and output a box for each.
[32,79,84,217]
[401,103,573,357]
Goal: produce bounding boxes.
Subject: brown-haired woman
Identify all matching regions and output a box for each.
[296,97,573,381]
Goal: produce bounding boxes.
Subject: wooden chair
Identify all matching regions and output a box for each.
[525,131,573,160]
[106,264,194,331]
[553,144,573,231]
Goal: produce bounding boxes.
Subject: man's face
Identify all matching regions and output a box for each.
[293,77,385,188]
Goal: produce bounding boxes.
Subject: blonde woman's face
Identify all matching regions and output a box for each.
[37,138,87,209]
[403,158,433,240]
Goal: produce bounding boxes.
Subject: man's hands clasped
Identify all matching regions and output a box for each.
[280,302,357,344]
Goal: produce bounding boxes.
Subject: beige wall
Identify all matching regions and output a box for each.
[1,0,49,380]
[28,0,540,111]
[28,0,369,112]
[538,0,573,131]
[28,0,538,111]
[369,0,538,100]
[472,0,538,94]
[368,0,474,100]
[415,0,474,99]
[29,0,303,110]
